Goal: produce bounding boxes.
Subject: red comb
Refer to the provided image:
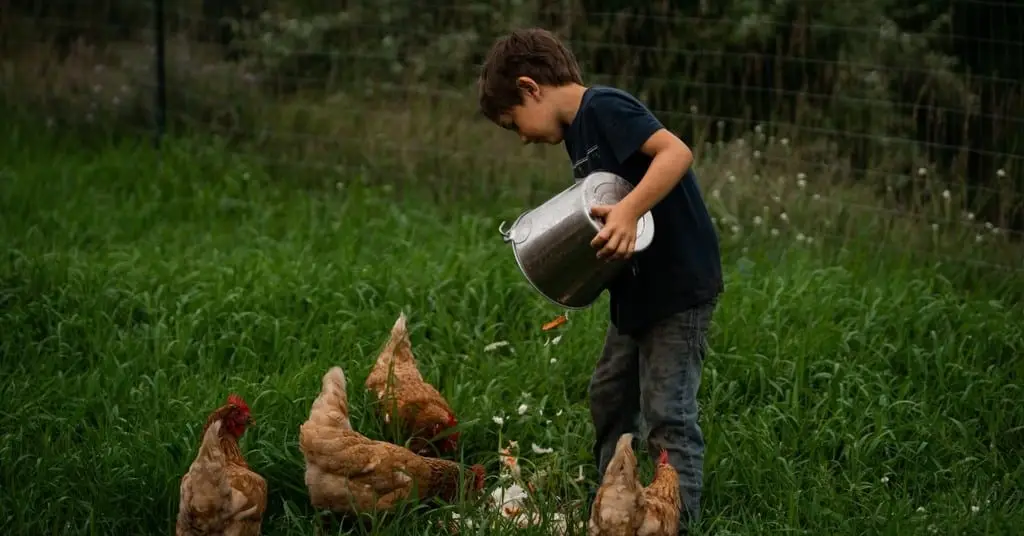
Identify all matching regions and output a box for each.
[658,450,669,465]
[226,394,249,410]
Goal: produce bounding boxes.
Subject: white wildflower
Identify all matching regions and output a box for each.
[917,506,926,513]
[942,190,951,199]
[780,212,789,222]
[796,233,806,242]
[975,234,983,243]
[918,167,927,176]
[812,193,821,201]
[711,189,720,199]
[492,416,505,426]
[880,476,889,484]
[753,150,762,159]
[797,178,807,189]
[730,225,740,235]
[727,174,736,183]
[770,228,780,237]
[971,505,980,513]
[931,223,939,232]
[996,168,1006,178]
[531,443,554,454]
[517,404,529,415]
[753,216,763,226]
[485,341,509,352]
[556,409,563,417]
[550,358,558,364]
[797,172,806,180]
[781,138,789,146]
[966,212,975,221]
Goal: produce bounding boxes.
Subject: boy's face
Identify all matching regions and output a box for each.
[497,77,564,145]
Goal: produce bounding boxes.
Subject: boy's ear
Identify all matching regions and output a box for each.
[516,76,542,100]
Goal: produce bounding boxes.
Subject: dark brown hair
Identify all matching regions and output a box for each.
[477,27,584,122]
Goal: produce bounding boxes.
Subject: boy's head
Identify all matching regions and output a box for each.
[478,28,584,145]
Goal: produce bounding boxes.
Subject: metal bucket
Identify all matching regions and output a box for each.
[498,171,655,309]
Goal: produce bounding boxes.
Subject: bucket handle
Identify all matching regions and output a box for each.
[498,220,513,243]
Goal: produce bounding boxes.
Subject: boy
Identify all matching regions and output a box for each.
[478,28,724,531]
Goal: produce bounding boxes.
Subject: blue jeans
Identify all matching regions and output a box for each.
[589,299,716,529]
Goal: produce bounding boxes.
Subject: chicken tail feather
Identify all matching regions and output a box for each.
[386,312,415,363]
[393,311,408,336]
[603,433,638,483]
[308,366,352,430]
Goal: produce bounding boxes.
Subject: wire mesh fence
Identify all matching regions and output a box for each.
[2,0,1022,273]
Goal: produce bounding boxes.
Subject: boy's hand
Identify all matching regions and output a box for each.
[590,204,639,260]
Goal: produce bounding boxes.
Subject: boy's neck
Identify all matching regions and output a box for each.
[548,83,589,126]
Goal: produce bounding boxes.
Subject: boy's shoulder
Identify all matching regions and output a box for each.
[578,85,658,118]
[567,84,663,168]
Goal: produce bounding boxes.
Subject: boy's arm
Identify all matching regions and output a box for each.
[588,93,694,259]
[614,129,694,221]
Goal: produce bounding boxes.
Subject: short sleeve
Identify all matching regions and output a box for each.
[589,91,664,164]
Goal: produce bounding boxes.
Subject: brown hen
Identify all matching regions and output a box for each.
[300,365,486,514]
[638,450,682,536]
[365,312,460,456]
[588,433,645,536]
[176,394,267,536]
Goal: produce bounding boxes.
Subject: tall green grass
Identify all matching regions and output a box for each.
[1,123,1022,535]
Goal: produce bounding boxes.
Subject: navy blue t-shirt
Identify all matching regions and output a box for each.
[563,85,723,336]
